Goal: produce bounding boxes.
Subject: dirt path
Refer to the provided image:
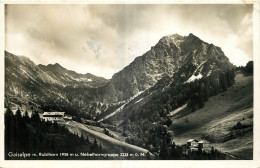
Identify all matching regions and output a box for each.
[60,120,151,155]
[83,124,126,142]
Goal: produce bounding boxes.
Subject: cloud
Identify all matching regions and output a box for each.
[5,4,253,79]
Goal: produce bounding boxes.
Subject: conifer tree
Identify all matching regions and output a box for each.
[5,107,14,123]
[24,110,29,121]
[219,72,227,91]
[246,61,253,74]
[198,83,205,108]
[99,142,102,153]
[15,108,22,120]
[226,70,232,87]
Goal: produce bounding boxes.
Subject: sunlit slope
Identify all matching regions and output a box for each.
[170,73,253,159]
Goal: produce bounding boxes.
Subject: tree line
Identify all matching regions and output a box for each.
[5,108,104,160]
[188,69,235,111]
[114,68,236,158]
[147,144,228,160]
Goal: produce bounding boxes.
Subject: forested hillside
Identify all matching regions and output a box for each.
[103,66,236,158]
[5,108,105,160]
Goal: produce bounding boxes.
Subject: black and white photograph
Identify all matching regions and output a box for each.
[1,2,259,165]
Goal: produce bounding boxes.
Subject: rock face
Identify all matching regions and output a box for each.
[5,51,108,89]
[38,63,108,88]
[103,33,233,102]
[5,51,109,116]
[5,33,234,116]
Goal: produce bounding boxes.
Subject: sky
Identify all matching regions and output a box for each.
[5,4,253,79]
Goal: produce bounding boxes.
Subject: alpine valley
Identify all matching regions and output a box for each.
[5,33,253,159]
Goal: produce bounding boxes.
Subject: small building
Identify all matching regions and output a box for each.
[198,140,210,149]
[187,139,199,148]
[63,115,72,120]
[43,112,65,122]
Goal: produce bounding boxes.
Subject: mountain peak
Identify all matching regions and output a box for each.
[160,33,200,42]
[188,33,194,36]
[106,32,234,102]
[45,63,64,71]
[5,50,33,65]
[156,33,186,49]
[187,33,202,41]
[157,33,203,47]
[159,33,184,42]
[165,33,183,38]
[51,63,62,67]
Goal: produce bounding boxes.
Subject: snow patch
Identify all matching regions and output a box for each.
[88,79,92,82]
[184,61,207,83]
[185,73,203,83]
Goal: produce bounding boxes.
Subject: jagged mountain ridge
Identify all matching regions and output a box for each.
[5,51,108,88]
[5,33,234,118]
[101,33,233,103]
[5,51,109,116]
[38,63,108,88]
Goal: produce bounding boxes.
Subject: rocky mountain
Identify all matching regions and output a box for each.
[5,51,108,88]
[5,33,252,160]
[101,33,233,103]
[93,34,239,157]
[38,63,108,88]
[5,51,109,117]
[5,33,234,118]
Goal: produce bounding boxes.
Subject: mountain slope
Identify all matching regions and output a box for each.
[169,73,253,159]
[38,63,108,88]
[101,33,233,103]
[5,51,109,117]
[98,33,234,121]
[5,33,234,118]
[93,34,239,157]
[5,33,251,159]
